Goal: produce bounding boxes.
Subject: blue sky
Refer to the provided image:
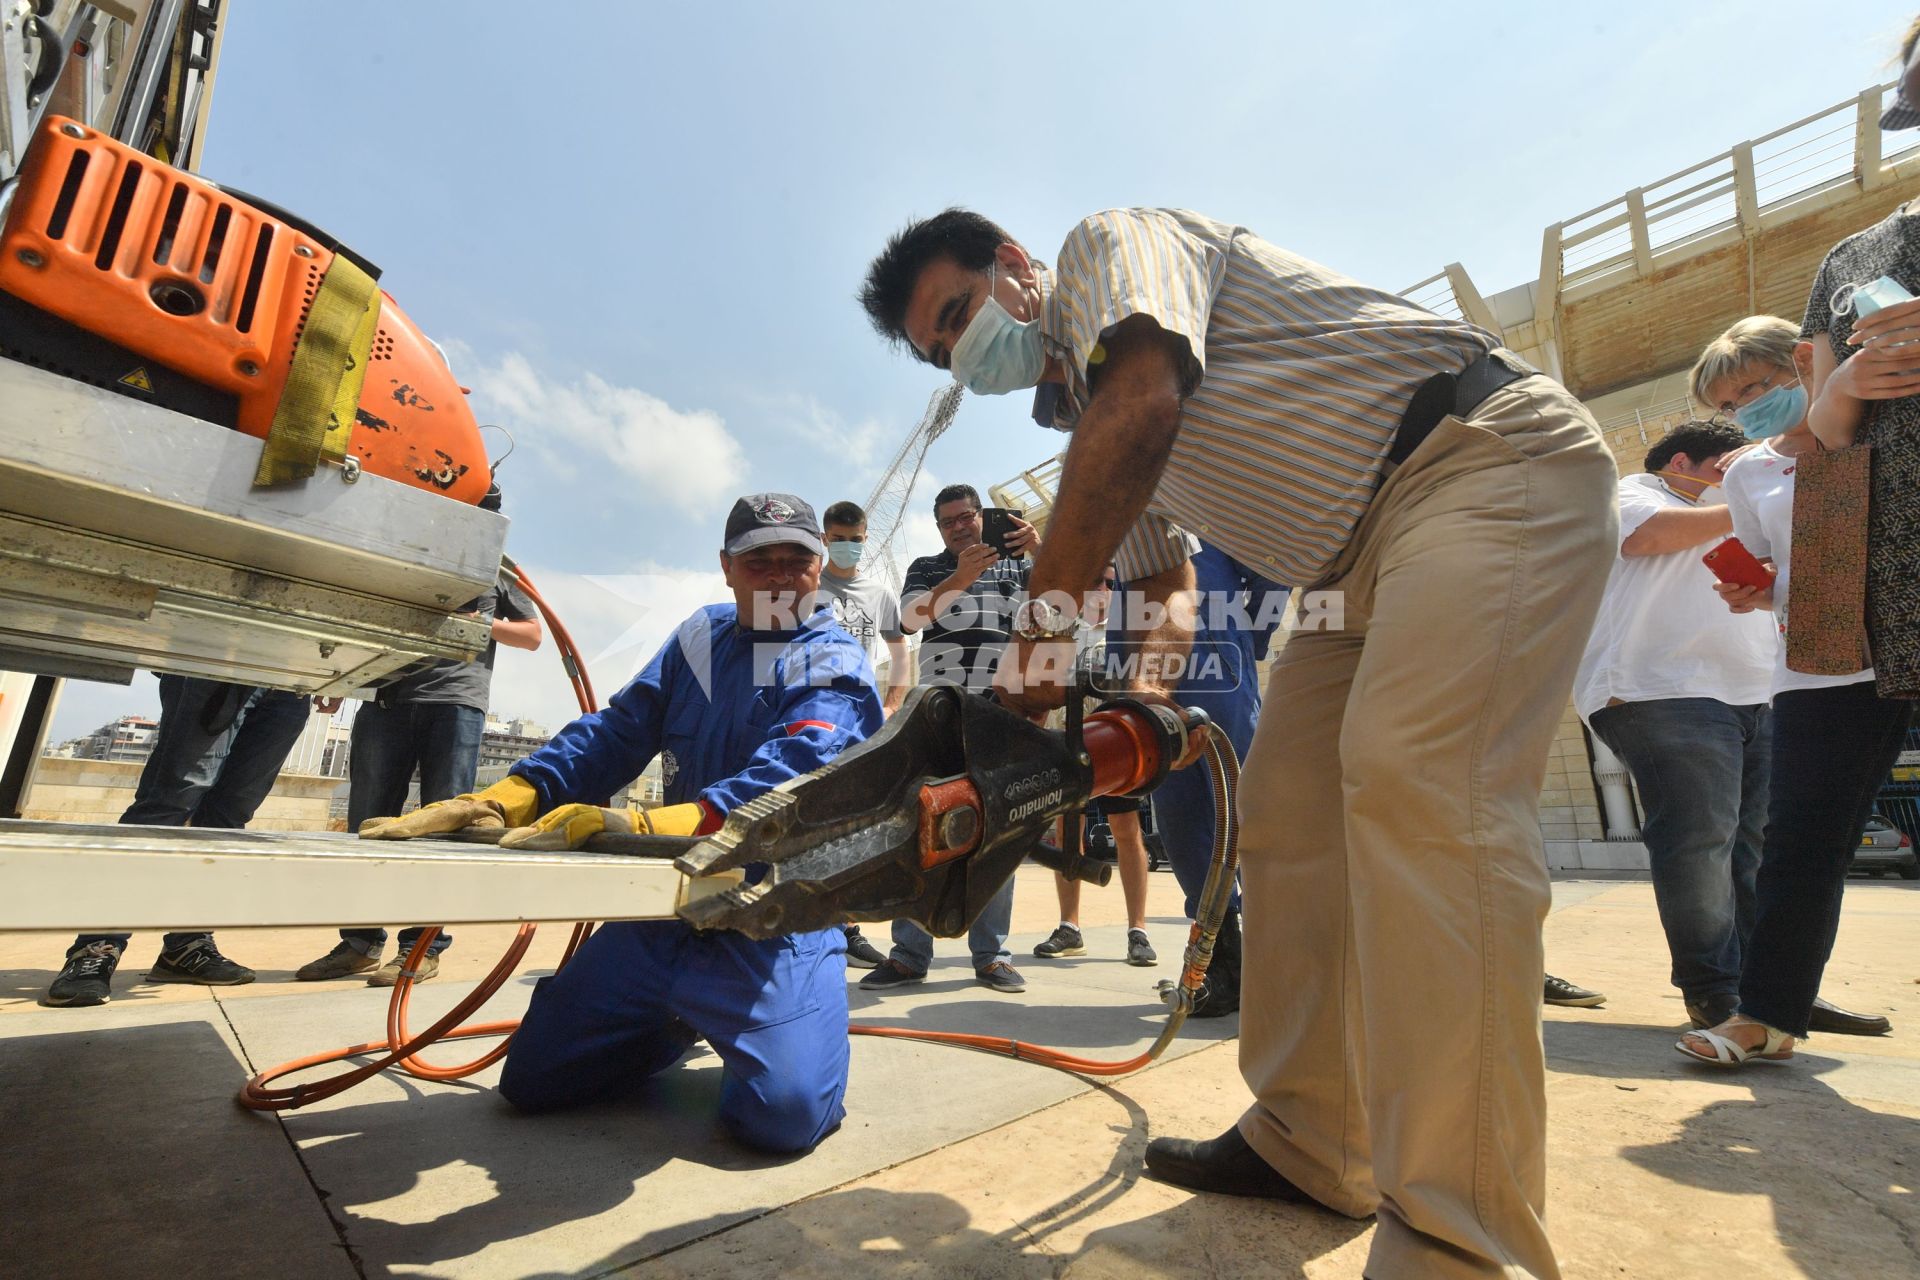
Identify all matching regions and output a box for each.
[46,0,1919,738]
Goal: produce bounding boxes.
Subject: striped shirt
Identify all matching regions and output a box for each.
[1033,208,1495,585]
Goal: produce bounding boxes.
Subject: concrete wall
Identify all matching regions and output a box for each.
[21,757,344,830]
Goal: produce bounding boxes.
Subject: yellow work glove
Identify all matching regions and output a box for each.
[498,800,709,851]
[357,775,541,840]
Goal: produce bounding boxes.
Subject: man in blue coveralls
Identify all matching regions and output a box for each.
[358,493,882,1153]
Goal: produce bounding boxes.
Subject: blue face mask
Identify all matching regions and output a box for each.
[827,541,864,570]
[949,263,1046,396]
[1733,381,1807,441]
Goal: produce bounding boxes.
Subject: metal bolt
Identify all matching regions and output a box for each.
[294,245,314,258]
[340,456,361,483]
[937,806,979,851]
[14,248,44,268]
[236,360,259,377]
[59,122,86,139]
[318,642,337,658]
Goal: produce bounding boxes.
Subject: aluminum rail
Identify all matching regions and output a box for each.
[0,819,742,931]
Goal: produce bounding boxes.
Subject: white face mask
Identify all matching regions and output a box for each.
[948,262,1046,396]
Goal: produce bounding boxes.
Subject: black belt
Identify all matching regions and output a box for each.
[1388,349,1538,466]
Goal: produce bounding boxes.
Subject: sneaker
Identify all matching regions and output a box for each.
[1033,924,1086,958]
[1544,974,1605,1008]
[843,926,885,969]
[149,937,255,986]
[1126,929,1158,967]
[975,961,1027,993]
[44,941,123,1007]
[858,958,927,991]
[295,941,383,982]
[369,952,439,987]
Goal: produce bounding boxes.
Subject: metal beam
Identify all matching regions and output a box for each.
[0,820,743,932]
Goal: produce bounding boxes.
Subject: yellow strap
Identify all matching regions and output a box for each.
[252,254,380,487]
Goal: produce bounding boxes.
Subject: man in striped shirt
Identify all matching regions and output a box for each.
[861,208,1617,1280]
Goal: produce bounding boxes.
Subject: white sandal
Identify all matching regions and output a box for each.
[1675,1019,1795,1067]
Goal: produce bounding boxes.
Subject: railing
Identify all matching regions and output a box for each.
[1398,262,1501,335]
[990,453,1066,530]
[1546,81,1920,300]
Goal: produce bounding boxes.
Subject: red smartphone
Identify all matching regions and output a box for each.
[1702,537,1773,590]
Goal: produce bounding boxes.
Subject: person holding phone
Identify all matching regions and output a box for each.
[1678,316,1914,1065]
[1573,418,1778,1031]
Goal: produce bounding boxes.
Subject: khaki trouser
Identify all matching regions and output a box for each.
[1235,375,1617,1279]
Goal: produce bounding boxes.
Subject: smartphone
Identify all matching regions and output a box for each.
[980,506,1024,559]
[1702,537,1773,591]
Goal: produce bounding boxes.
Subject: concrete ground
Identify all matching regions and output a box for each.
[1,865,1915,1280]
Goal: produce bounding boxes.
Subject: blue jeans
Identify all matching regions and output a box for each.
[1740,681,1915,1036]
[339,700,485,957]
[1588,697,1771,1001]
[1149,544,1284,919]
[500,920,849,1152]
[76,676,311,954]
[889,874,1015,971]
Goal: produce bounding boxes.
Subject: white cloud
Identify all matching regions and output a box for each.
[448,345,746,513]
[749,390,895,480]
[489,562,729,729]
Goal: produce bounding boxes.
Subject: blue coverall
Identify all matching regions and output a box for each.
[497,604,882,1152]
[1148,543,1287,918]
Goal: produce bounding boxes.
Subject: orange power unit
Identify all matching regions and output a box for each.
[0,116,489,504]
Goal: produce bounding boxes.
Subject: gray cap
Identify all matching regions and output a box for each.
[723,493,824,558]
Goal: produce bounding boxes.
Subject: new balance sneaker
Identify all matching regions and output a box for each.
[149,937,255,986]
[843,926,885,969]
[1033,924,1086,958]
[1544,974,1606,1008]
[295,941,383,982]
[975,961,1027,993]
[369,953,439,987]
[1126,929,1158,967]
[44,941,124,1007]
[859,959,927,991]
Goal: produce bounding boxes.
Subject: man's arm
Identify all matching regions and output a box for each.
[900,545,999,633]
[493,616,544,651]
[999,316,1189,713]
[1619,506,1733,558]
[882,635,911,715]
[696,644,885,815]
[1118,561,1197,695]
[510,635,673,808]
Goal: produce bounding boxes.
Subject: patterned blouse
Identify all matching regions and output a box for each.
[1802,199,1920,697]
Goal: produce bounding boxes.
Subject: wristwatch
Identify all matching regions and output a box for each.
[1012,596,1079,642]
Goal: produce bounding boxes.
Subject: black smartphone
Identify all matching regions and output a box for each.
[980,506,1024,559]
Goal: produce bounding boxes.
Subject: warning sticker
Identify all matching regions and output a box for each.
[119,368,154,392]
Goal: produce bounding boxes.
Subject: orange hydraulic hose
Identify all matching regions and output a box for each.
[238,578,1238,1108]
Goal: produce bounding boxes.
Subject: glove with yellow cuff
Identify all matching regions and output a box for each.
[498,801,710,851]
[357,775,542,840]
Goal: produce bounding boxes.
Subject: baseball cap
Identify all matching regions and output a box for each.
[723,493,825,558]
[1883,91,1920,132]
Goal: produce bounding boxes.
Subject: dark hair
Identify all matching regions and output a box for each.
[1644,420,1745,473]
[933,483,980,513]
[859,208,1014,355]
[822,500,866,529]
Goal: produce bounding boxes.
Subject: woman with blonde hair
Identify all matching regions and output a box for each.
[1676,316,1913,1066]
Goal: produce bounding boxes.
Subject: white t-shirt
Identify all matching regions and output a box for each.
[1572,472,1777,720]
[816,567,903,682]
[1718,439,1874,696]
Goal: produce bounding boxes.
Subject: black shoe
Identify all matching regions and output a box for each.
[1190,911,1241,1019]
[858,958,927,991]
[843,927,885,969]
[1033,924,1085,958]
[1685,992,1741,1030]
[149,937,256,986]
[1544,975,1605,1008]
[1126,929,1158,967]
[1807,996,1892,1036]
[1144,1125,1312,1201]
[44,941,123,1007]
[975,961,1027,993]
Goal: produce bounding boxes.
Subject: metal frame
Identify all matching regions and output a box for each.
[0,820,743,931]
